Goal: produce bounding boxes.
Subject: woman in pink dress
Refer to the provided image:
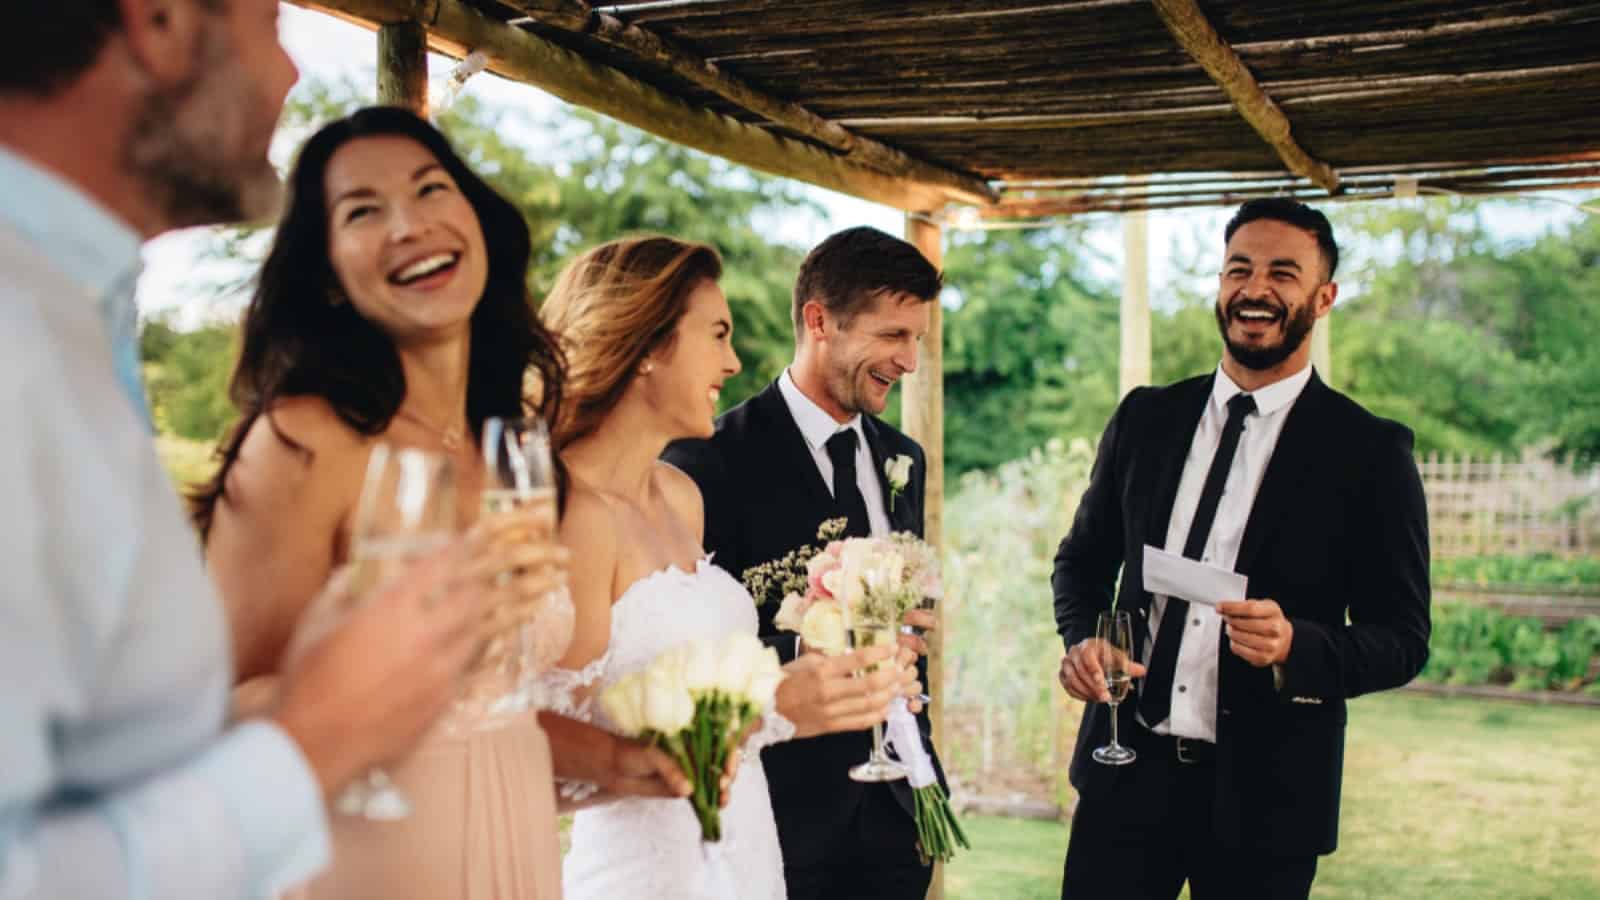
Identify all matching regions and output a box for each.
[194,108,690,899]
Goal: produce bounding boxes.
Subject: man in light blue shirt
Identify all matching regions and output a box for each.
[0,4,495,897]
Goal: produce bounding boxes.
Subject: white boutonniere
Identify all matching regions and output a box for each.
[884,454,913,511]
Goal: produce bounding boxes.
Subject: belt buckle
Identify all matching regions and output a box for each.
[1175,737,1199,765]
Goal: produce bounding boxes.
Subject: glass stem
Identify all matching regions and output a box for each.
[872,720,887,760]
[1108,701,1121,748]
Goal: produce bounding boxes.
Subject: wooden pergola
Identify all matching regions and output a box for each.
[286,0,1600,891]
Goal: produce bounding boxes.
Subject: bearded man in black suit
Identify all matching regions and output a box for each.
[1053,198,1432,900]
[664,226,945,900]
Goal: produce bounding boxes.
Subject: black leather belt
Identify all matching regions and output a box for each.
[1151,733,1216,765]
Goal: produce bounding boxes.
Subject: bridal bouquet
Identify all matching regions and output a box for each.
[752,526,969,863]
[598,632,785,841]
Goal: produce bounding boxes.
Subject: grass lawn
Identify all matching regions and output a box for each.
[946,691,1600,899]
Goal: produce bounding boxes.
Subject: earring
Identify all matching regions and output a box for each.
[640,361,654,375]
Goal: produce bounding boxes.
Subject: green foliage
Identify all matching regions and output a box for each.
[1419,603,1600,691]
[942,437,1095,772]
[1326,197,1600,463]
[140,314,238,441]
[1432,553,1600,587]
[940,226,1119,476]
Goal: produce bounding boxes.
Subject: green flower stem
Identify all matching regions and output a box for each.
[909,783,969,863]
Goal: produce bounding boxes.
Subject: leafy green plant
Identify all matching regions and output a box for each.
[1419,602,1600,691]
[1431,553,1600,588]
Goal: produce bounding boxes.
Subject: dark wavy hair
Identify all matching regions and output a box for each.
[189,106,565,539]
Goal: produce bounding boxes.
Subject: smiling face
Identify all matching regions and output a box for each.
[643,279,742,440]
[1214,217,1337,373]
[811,290,930,419]
[323,135,490,345]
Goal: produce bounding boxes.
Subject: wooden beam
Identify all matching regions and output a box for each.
[287,0,968,212]
[899,212,945,900]
[378,20,430,115]
[501,0,997,205]
[1119,192,1151,398]
[1150,0,1341,193]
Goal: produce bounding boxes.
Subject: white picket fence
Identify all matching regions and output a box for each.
[1417,452,1600,558]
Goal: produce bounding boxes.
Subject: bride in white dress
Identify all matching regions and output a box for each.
[536,236,918,899]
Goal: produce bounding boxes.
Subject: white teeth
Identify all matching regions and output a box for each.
[869,371,892,385]
[1237,310,1276,320]
[708,388,720,404]
[393,253,456,284]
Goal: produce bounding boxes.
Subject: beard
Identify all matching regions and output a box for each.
[124,22,283,229]
[1214,295,1317,371]
[821,351,885,417]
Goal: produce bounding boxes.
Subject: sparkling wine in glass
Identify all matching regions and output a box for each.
[847,616,909,783]
[338,443,457,820]
[476,417,565,717]
[1091,610,1137,766]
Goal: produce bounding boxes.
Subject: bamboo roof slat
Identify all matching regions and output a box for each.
[295,0,1600,213]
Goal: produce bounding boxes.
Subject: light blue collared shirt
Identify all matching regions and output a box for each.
[0,147,149,424]
[0,146,330,899]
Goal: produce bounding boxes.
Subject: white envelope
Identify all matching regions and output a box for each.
[1141,544,1248,608]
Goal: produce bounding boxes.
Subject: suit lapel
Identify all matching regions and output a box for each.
[751,381,838,517]
[1143,374,1215,549]
[1234,373,1329,575]
[862,417,917,533]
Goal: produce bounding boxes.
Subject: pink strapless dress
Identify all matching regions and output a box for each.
[295,587,575,900]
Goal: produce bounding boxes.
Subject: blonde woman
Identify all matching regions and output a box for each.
[538,236,919,899]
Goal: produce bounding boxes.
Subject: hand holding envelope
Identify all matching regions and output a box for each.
[1141,545,1294,668]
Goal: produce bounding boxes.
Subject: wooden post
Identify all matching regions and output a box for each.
[901,212,944,900]
[378,20,430,116]
[1120,203,1152,397]
[1311,315,1332,384]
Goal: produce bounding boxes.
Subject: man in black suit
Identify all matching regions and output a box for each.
[665,226,945,900]
[1053,199,1431,900]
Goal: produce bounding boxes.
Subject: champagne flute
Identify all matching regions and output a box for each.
[847,614,910,783]
[477,417,564,717]
[339,443,458,819]
[1091,610,1137,766]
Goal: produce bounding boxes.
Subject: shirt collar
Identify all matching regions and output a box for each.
[779,368,865,452]
[0,145,144,302]
[1210,361,1314,419]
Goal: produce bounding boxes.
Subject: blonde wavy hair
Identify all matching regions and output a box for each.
[541,235,723,451]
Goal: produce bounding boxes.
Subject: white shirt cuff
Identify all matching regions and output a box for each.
[190,720,330,898]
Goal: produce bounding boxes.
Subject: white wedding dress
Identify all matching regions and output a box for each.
[535,558,794,900]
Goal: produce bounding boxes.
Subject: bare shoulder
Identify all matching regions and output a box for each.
[221,396,369,527]
[559,479,621,564]
[654,460,704,514]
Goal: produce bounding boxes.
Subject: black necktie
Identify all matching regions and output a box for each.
[1139,392,1257,727]
[825,429,872,539]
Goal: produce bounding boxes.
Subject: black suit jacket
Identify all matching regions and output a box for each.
[664,379,944,867]
[1052,371,1431,856]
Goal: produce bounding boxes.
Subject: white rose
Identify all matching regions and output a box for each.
[641,665,694,735]
[799,602,847,655]
[885,454,913,489]
[599,672,647,736]
[773,592,809,632]
[743,648,785,709]
[680,638,720,693]
[864,550,905,596]
[716,632,766,695]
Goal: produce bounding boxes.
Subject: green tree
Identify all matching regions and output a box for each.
[940,226,1119,476]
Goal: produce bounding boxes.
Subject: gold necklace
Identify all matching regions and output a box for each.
[396,405,467,451]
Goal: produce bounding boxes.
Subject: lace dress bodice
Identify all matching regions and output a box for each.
[536,559,791,900]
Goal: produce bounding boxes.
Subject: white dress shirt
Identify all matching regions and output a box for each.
[1145,362,1314,742]
[0,146,329,899]
[776,369,892,537]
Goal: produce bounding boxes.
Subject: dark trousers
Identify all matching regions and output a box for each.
[1060,739,1317,900]
[784,783,933,900]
